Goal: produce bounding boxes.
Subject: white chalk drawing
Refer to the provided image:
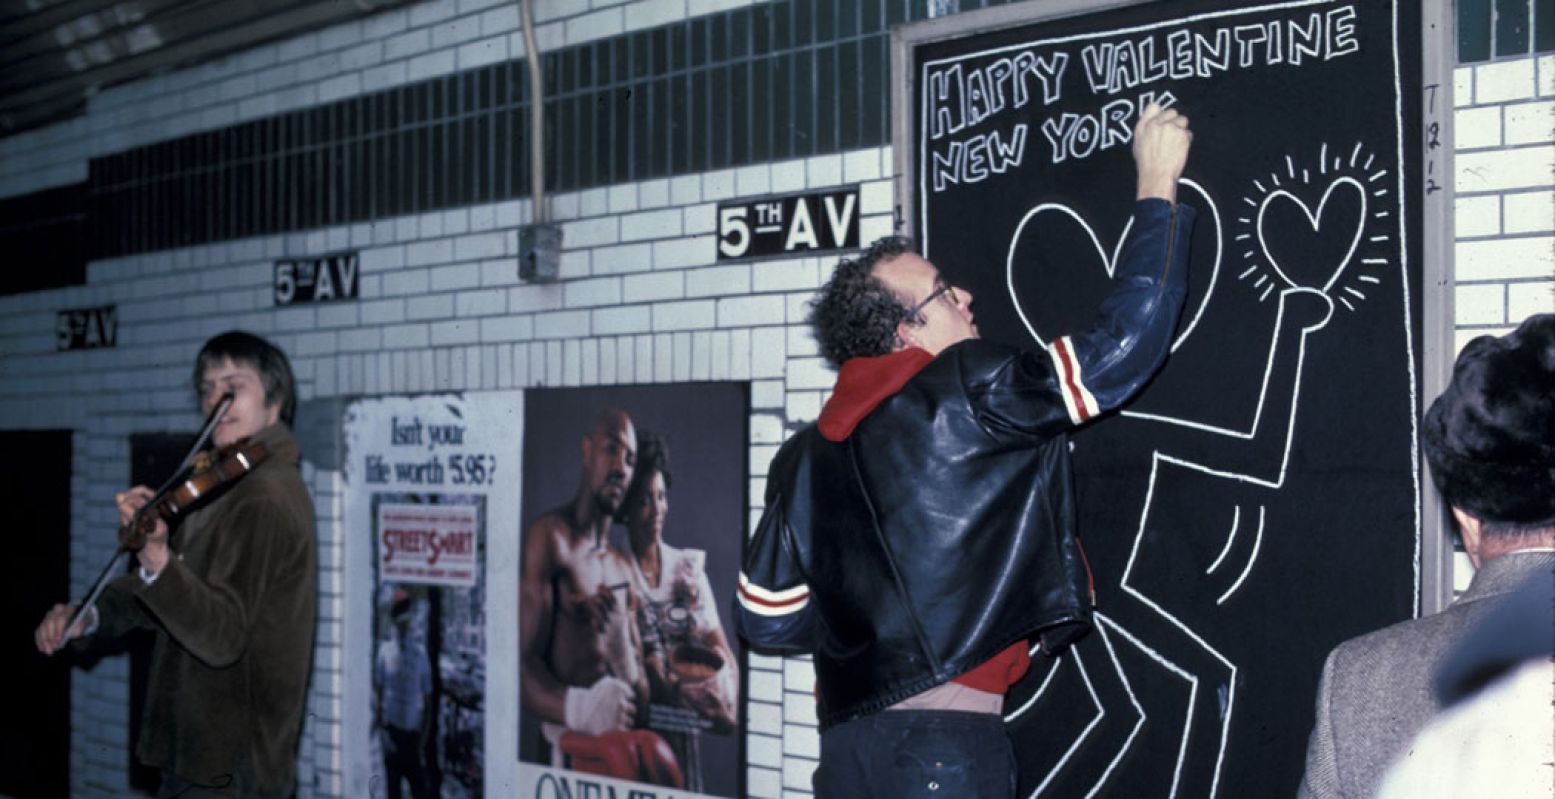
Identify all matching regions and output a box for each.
[1237,143,1393,310]
[916,0,1425,787]
[1211,505,1264,607]
[1008,615,1199,799]
[917,0,1363,209]
[1256,177,1365,294]
[1006,177,1223,354]
[999,143,1406,796]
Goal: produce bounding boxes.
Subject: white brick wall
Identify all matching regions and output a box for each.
[0,41,877,799]
[0,3,822,793]
[1452,54,1555,355]
[1447,55,1554,589]
[0,0,779,201]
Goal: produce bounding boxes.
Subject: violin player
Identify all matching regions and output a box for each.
[35,330,316,799]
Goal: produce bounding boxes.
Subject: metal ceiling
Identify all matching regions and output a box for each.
[0,0,411,137]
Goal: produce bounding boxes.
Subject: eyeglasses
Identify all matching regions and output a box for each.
[906,283,959,319]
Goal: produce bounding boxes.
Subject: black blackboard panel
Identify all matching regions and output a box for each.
[902,1,1423,796]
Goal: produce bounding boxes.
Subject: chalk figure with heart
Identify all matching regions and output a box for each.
[1005,179,1221,353]
[1254,176,1367,296]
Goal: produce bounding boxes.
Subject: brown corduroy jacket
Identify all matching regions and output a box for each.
[92,422,316,795]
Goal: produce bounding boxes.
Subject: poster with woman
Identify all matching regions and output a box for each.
[516,383,748,799]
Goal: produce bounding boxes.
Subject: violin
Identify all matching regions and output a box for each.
[62,390,261,638]
[118,437,271,549]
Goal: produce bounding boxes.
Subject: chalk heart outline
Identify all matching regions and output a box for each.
[1006,178,1220,352]
[1255,176,1365,294]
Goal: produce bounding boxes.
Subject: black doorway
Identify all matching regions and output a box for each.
[125,432,200,793]
[0,430,73,798]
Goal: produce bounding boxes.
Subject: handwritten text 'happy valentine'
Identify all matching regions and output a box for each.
[926,6,1360,191]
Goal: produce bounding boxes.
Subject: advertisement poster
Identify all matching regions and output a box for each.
[344,393,523,798]
[517,383,748,799]
[372,493,485,798]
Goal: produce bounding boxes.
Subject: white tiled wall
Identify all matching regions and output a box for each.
[34,147,891,794]
[0,0,778,201]
[0,1,1551,797]
[1447,53,1555,592]
[1451,55,1555,354]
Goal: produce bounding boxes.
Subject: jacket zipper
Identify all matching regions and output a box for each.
[1089,201,1181,376]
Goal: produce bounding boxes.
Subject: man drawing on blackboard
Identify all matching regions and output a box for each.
[735,103,1194,798]
[1297,313,1555,799]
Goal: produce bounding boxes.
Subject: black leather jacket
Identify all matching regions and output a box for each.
[736,199,1194,728]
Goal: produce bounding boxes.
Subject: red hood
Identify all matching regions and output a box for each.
[818,348,934,442]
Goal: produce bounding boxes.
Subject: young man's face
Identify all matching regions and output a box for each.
[199,357,281,448]
[873,252,978,356]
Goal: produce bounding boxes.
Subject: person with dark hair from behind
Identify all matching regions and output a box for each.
[34,330,317,798]
[735,103,1194,798]
[1297,313,1555,799]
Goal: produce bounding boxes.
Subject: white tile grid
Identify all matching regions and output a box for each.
[1442,57,1555,609]
[0,0,776,201]
[1453,62,1555,357]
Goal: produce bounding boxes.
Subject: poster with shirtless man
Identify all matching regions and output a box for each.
[518,383,747,799]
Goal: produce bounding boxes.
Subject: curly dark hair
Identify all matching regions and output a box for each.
[809,236,919,368]
[618,429,671,522]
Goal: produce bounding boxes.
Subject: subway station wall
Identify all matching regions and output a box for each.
[0,1,1549,797]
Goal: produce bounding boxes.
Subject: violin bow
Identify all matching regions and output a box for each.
[64,393,236,638]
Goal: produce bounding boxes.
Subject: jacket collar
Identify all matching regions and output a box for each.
[1461,550,1555,603]
[250,421,300,467]
[818,348,934,442]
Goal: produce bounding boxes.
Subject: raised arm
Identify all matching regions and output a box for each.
[1134,102,1191,203]
[980,105,1196,438]
[1052,102,1194,421]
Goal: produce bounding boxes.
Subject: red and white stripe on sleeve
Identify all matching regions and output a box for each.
[737,572,810,617]
[1047,335,1100,425]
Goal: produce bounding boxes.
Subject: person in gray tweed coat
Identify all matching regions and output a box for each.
[1296,313,1555,799]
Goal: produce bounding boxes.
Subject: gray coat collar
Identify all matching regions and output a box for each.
[1461,550,1555,603]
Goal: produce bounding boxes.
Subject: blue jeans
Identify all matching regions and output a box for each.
[813,710,1016,799]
